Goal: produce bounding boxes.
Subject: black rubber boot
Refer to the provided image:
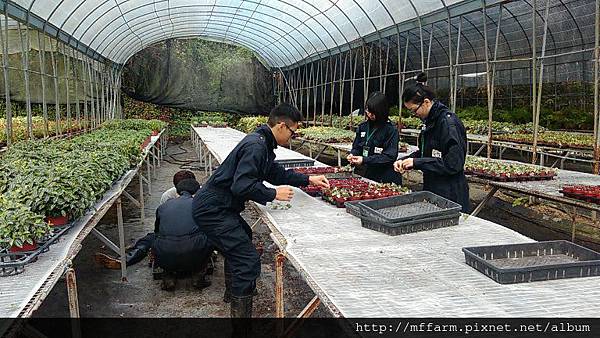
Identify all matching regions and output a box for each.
[125,248,148,266]
[192,271,212,290]
[161,272,177,291]
[223,272,233,303]
[230,295,253,318]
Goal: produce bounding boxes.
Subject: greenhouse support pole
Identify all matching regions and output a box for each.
[321,60,328,125]
[308,63,313,123]
[444,1,453,112]
[72,49,80,127]
[350,49,357,129]
[329,57,337,125]
[339,53,347,119]
[50,41,60,136]
[366,46,372,102]
[18,23,33,139]
[534,0,551,163]
[383,41,390,94]
[37,31,49,136]
[299,66,304,117]
[313,62,319,125]
[531,0,539,165]
[594,0,600,174]
[482,0,492,158]
[426,24,434,70]
[95,66,102,125]
[63,48,71,129]
[397,32,402,123]
[452,17,463,112]
[1,9,12,146]
[489,5,504,158]
[399,33,410,127]
[533,0,551,166]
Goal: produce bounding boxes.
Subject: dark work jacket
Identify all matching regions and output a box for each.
[350,120,402,184]
[192,125,309,228]
[153,192,211,272]
[406,101,470,212]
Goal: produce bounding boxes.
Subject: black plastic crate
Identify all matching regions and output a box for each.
[0,225,71,277]
[358,212,460,236]
[274,158,315,169]
[462,240,600,284]
[344,200,362,217]
[357,191,462,223]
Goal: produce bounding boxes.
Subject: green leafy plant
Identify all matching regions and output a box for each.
[236,116,268,133]
[0,194,51,249]
[296,127,355,143]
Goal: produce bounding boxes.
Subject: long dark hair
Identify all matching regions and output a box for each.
[365,91,389,125]
[401,72,436,104]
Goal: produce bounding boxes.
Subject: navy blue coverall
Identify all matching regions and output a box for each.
[192,125,309,297]
[350,120,403,185]
[152,192,212,272]
[405,101,470,212]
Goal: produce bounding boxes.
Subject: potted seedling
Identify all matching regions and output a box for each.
[0,195,51,252]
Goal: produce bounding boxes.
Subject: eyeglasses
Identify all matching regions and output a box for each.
[283,123,297,137]
[409,102,423,114]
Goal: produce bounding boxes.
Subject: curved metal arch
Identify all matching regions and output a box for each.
[555,0,585,48]
[107,19,296,66]
[95,1,332,67]
[113,22,293,67]
[94,10,308,67]
[98,9,311,63]
[282,0,363,70]
[69,0,335,67]
[64,0,317,63]
[122,29,286,67]
[243,0,343,66]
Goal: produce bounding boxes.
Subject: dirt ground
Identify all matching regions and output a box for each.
[32,139,598,320]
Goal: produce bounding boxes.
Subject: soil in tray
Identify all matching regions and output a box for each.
[489,254,580,269]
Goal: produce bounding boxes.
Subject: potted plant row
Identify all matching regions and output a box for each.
[495,131,593,150]
[0,121,148,255]
[464,156,558,182]
[292,165,353,176]
[296,127,355,143]
[560,185,600,204]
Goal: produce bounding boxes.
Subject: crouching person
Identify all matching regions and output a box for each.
[153,178,212,290]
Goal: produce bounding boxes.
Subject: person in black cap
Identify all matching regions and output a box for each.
[347,91,402,185]
[394,72,470,212]
[192,102,329,318]
[152,178,212,290]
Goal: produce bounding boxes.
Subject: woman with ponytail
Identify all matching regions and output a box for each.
[393,73,470,212]
[347,91,403,184]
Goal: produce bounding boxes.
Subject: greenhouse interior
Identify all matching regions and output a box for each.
[1,0,600,336]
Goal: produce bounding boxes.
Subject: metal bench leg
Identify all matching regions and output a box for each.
[66,268,82,338]
[466,186,499,220]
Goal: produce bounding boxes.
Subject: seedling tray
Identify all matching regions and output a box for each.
[462,240,600,284]
[0,224,71,277]
[274,158,315,169]
[464,170,555,182]
[357,191,461,223]
[358,212,459,236]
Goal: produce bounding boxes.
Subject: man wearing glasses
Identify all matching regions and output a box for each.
[192,103,329,319]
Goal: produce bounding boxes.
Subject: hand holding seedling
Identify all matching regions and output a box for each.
[347,154,363,166]
[309,175,330,189]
